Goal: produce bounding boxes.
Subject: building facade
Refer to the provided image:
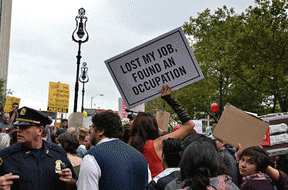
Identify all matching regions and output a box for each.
[0,0,12,91]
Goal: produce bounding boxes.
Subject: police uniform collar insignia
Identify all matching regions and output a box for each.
[46,150,49,154]
[26,151,31,154]
[55,160,62,173]
[20,108,26,115]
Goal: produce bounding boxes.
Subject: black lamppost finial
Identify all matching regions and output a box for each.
[79,62,89,113]
[72,8,89,113]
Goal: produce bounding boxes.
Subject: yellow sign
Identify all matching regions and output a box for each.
[4,96,21,112]
[47,82,69,113]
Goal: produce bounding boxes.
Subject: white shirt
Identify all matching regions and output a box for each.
[76,138,152,190]
[153,168,180,183]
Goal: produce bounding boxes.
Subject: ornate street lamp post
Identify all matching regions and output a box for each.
[72,8,89,112]
[79,62,89,113]
[217,46,224,116]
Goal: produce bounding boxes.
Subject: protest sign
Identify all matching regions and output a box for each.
[105,27,204,109]
[192,120,203,134]
[213,103,269,150]
[47,82,69,113]
[4,96,21,112]
[156,111,170,131]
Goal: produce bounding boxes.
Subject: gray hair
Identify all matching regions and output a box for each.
[0,133,10,150]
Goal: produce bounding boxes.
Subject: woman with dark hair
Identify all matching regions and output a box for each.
[179,140,236,190]
[236,146,288,190]
[275,153,288,175]
[129,85,196,179]
[58,132,82,176]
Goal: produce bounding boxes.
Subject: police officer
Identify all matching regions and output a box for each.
[0,107,77,190]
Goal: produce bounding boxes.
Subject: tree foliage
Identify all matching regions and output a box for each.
[230,0,288,112]
[0,79,6,105]
[147,0,287,119]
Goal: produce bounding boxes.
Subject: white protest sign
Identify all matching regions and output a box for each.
[192,120,203,134]
[105,27,204,109]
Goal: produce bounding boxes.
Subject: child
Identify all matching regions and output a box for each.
[238,146,273,189]
[237,146,288,190]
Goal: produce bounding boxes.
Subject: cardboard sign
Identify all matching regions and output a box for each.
[213,103,269,150]
[156,111,170,131]
[105,27,204,109]
[68,112,84,128]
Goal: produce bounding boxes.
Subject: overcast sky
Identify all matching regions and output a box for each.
[7,0,255,116]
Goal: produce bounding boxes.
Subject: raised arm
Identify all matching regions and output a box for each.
[159,85,195,140]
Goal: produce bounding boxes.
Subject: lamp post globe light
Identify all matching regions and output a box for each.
[79,62,89,113]
[91,94,104,109]
[72,7,89,112]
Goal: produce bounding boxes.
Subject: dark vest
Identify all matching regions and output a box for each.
[89,139,148,190]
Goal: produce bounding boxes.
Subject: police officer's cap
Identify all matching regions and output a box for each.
[14,107,52,126]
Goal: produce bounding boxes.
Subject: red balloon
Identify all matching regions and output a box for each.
[174,124,181,131]
[211,103,219,112]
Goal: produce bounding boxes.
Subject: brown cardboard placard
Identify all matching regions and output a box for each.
[156,111,170,131]
[213,103,269,150]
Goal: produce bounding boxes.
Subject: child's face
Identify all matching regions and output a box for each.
[239,155,258,177]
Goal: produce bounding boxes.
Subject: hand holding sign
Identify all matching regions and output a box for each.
[161,85,172,97]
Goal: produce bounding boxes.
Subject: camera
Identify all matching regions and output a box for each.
[125,109,138,120]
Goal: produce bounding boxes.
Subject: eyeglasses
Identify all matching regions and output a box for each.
[13,106,18,109]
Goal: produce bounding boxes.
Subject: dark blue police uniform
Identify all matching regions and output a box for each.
[0,140,77,190]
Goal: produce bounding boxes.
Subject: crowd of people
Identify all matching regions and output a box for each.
[0,85,287,189]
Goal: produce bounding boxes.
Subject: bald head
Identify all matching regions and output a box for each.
[66,127,76,133]
[2,113,10,124]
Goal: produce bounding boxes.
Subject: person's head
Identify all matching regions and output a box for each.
[91,110,122,145]
[180,140,222,189]
[12,103,19,111]
[66,127,76,133]
[0,133,10,150]
[214,138,225,152]
[181,134,217,155]
[9,130,18,146]
[57,132,79,155]
[275,153,288,175]
[84,134,92,150]
[129,112,159,152]
[14,107,52,148]
[61,119,68,128]
[50,132,57,143]
[55,129,66,144]
[162,138,182,169]
[121,124,131,143]
[239,146,272,177]
[42,127,49,140]
[2,112,10,124]
[78,127,89,145]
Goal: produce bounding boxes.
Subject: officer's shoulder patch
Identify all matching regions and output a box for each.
[0,157,3,166]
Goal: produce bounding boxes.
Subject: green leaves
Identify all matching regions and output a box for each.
[0,79,6,105]
[147,0,288,118]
